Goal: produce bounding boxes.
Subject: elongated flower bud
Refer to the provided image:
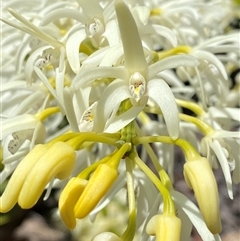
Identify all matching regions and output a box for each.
[74,163,118,219]
[59,177,88,230]
[146,214,181,241]
[5,142,75,212]
[183,158,222,234]
[0,144,47,212]
[18,142,76,209]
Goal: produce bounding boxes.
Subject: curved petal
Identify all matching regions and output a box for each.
[149,55,199,79]
[66,26,86,74]
[157,70,184,87]
[71,66,128,90]
[34,66,65,113]
[172,191,219,241]
[209,140,233,199]
[40,9,87,26]
[1,115,39,140]
[100,44,123,66]
[147,79,179,139]
[208,107,240,123]
[142,24,177,47]
[25,45,50,86]
[192,50,228,80]
[102,19,121,47]
[105,105,144,133]
[63,87,79,132]
[94,79,131,132]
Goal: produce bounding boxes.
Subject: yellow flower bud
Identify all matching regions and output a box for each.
[146,214,181,241]
[18,142,76,209]
[0,142,76,213]
[74,163,118,219]
[183,158,222,234]
[59,177,88,230]
[0,144,47,212]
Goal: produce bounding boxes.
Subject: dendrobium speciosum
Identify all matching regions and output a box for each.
[1,0,239,240]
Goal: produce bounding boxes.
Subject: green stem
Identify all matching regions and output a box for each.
[121,158,136,241]
[35,107,60,121]
[176,99,205,116]
[66,133,119,150]
[179,113,214,135]
[130,152,175,215]
[133,136,201,162]
[134,123,173,189]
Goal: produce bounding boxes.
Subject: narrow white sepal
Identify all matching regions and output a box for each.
[172,191,219,241]
[209,140,233,199]
[149,55,199,79]
[94,79,130,132]
[148,79,179,139]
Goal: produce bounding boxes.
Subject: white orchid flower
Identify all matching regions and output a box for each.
[72,0,199,138]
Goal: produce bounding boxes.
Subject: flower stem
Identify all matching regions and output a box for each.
[133,135,201,162]
[121,158,136,241]
[130,152,175,215]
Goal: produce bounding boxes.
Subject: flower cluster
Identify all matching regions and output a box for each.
[1,0,239,240]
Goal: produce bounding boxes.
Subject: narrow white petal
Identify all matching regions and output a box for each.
[66,26,86,74]
[25,46,50,86]
[212,130,240,139]
[55,47,66,105]
[14,90,45,115]
[209,140,233,199]
[63,87,79,132]
[7,8,63,48]
[148,79,179,139]
[192,50,228,80]
[208,107,240,123]
[102,19,121,47]
[40,9,87,26]
[142,24,177,47]
[115,0,147,73]
[105,105,144,133]
[1,115,38,140]
[157,70,184,87]
[15,36,32,74]
[1,81,27,92]
[3,148,28,165]
[94,79,131,132]
[81,46,110,69]
[34,66,65,112]
[72,66,128,90]
[149,55,199,79]
[100,44,123,66]
[75,0,102,17]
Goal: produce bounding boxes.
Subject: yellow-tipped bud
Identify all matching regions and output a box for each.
[146,214,181,241]
[183,158,222,234]
[74,163,118,219]
[18,142,76,208]
[59,177,88,230]
[0,144,47,212]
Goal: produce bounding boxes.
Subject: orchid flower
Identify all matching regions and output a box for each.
[72,0,199,139]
